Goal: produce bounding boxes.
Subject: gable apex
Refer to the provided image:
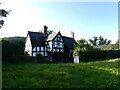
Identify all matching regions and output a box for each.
[47,31,62,41]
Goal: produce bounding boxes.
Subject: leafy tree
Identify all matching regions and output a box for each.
[107,41,119,50]
[98,36,111,45]
[39,30,54,35]
[89,36,111,46]
[106,40,111,45]
[74,39,93,56]
[0,3,11,28]
[47,30,54,35]
[89,36,98,46]
[2,37,25,63]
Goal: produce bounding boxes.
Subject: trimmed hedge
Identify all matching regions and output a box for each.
[79,50,120,62]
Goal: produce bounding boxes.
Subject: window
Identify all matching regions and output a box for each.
[45,47,47,51]
[57,42,63,47]
[45,52,48,56]
[54,44,57,47]
[41,47,44,51]
[53,42,63,48]
[55,49,57,52]
[54,42,57,44]
[40,52,44,56]
[53,42,57,47]
[60,43,63,47]
[37,47,39,51]
[37,52,44,56]
[53,49,55,52]
[59,38,61,41]
[57,37,62,41]
[58,37,60,41]
[60,49,63,52]
[33,47,36,51]
[33,52,36,56]
[57,42,60,47]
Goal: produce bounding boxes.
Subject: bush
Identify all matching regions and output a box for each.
[2,37,25,63]
[36,54,43,62]
[79,50,120,62]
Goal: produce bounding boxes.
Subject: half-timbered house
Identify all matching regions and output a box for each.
[25,25,75,58]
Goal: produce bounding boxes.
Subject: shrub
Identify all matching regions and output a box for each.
[36,54,43,62]
[2,37,25,63]
[79,50,120,62]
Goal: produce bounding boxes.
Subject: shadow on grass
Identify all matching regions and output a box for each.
[2,59,120,89]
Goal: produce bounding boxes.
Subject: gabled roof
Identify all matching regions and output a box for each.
[62,36,75,49]
[27,31,75,49]
[47,31,62,41]
[46,32,57,41]
[28,31,47,47]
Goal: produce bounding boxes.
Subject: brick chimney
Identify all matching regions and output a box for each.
[70,31,74,38]
[42,25,48,35]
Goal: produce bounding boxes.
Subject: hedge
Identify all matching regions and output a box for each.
[79,50,120,62]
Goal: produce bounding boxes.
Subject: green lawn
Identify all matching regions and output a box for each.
[2,58,120,88]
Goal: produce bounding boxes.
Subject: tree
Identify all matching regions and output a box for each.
[108,41,119,50]
[39,30,54,35]
[89,36,98,46]
[105,40,111,45]
[89,36,111,46]
[74,39,93,56]
[47,30,54,35]
[0,3,11,28]
[2,37,25,63]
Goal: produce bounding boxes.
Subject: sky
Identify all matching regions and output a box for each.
[0,0,119,43]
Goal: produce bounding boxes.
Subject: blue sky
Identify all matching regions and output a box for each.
[0,0,118,43]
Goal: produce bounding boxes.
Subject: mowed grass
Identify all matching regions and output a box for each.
[2,58,120,88]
